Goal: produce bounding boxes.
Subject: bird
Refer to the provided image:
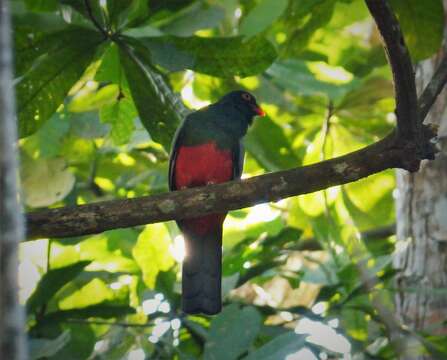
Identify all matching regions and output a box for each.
[168,90,265,315]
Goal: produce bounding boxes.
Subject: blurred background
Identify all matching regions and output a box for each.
[13,0,446,359]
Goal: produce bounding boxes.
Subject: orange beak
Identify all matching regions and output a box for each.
[254,105,265,117]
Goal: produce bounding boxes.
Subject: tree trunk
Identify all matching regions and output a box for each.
[0,0,27,359]
[394,3,447,355]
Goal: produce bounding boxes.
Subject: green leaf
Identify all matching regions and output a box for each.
[132,224,174,288]
[95,43,123,83]
[57,277,129,310]
[140,34,277,78]
[21,157,75,207]
[21,111,71,159]
[337,77,394,113]
[68,111,110,139]
[159,2,225,36]
[29,330,71,360]
[204,305,262,360]
[68,84,119,112]
[26,261,91,314]
[118,39,185,149]
[60,0,106,28]
[100,95,137,145]
[106,0,133,29]
[240,0,288,37]
[25,0,57,12]
[77,230,139,273]
[267,60,353,100]
[282,0,335,58]
[245,117,299,171]
[343,171,395,229]
[41,302,135,323]
[89,327,136,360]
[16,27,103,137]
[243,332,307,360]
[261,227,303,248]
[389,0,444,61]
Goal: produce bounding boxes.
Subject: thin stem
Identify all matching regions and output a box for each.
[418,51,447,121]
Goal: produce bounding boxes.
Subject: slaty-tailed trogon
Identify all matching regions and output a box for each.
[168,91,264,315]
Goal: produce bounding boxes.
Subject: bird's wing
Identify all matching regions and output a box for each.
[168,118,187,191]
[232,140,245,180]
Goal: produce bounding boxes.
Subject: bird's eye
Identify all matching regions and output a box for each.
[241,93,251,101]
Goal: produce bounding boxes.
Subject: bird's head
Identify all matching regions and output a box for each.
[217,90,265,124]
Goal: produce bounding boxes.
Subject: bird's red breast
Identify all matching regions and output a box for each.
[174,141,233,235]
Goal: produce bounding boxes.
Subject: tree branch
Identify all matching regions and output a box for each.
[25,135,417,239]
[24,0,447,241]
[365,0,420,145]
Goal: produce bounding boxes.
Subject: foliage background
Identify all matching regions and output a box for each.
[14,0,446,359]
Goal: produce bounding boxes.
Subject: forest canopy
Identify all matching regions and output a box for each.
[13,0,446,359]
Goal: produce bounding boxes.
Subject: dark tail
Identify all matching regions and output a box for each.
[180,225,222,315]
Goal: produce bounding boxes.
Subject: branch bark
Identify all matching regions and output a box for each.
[365,0,420,144]
[0,1,28,359]
[25,0,446,241]
[26,135,421,239]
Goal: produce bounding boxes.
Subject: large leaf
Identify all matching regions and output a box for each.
[140,34,277,77]
[68,84,119,112]
[389,0,444,61]
[282,0,335,58]
[16,27,103,137]
[21,111,71,159]
[118,39,186,149]
[21,157,75,207]
[243,332,307,360]
[204,305,262,360]
[132,224,174,288]
[26,261,91,314]
[24,0,58,12]
[39,302,135,324]
[159,2,225,36]
[240,0,288,37]
[57,277,129,310]
[266,60,353,100]
[59,0,106,28]
[99,94,137,145]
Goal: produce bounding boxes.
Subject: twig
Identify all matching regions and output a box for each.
[320,100,334,162]
[418,51,447,120]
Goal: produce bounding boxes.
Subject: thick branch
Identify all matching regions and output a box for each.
[26,135,407,239]
[365,1,422,149]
